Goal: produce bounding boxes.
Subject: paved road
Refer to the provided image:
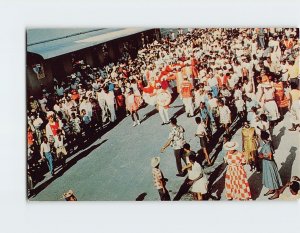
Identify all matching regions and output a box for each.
[30,97,300,201]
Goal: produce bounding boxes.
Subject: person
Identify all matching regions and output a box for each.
[288,82,300,131]
[255,113,271,139]
[273,76,289,117]
[54,129,67,167]
[207,92,219,127]
[160,118,186,177]
[63,190,78,201]
[259,131,282,200]
[40,136,54,176]
[180,76,194,117]
[155,83,171,125]
[97,88,108,123]
[32,114,44,145]
[199,101,213,137]
[45,115,61,143]
[195,117,211,166]
[182,152,208,200]
[241,121,258,171]
[151,156,170,201]
[125,88,141,127]
[260,82,280,126]
[104,87,116,123]
[81,109,92,137]
[218,134,230,159]
[278,176,300,200]
[233,84,245,119]
[218,99,232,135]
[224,141,252,200]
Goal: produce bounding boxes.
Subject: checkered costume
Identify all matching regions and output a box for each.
[224,151,252,200]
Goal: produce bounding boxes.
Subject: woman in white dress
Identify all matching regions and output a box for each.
[233,85,245,119]
[260,82,280,124]
[183,153,208,200]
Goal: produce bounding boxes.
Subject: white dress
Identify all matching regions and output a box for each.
[263,88,280,121]
[187,159,208,194]
[234,89,244,112]
[219,105,231,124]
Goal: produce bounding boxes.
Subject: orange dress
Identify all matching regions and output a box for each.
[273,82,288,108]
[225,151,252,200]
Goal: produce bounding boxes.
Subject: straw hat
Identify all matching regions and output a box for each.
[224,141,239,151]
[63,190,74,198]
[151,157,161,168]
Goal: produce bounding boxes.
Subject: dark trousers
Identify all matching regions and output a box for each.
[158,188,171,201]
[174,148,186,174]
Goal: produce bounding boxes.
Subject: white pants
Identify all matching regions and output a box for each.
[182,97,194,116]
[291,102,300,125]
[98,99,107,122]
[107,104,116,122]
[158,105,170,123]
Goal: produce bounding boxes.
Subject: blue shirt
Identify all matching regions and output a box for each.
[108,83,114,92]
[199,107,209,121]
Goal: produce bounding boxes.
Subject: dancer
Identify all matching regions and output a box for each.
[125,88,141,127]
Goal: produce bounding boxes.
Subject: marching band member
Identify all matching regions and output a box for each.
[154,83,171,125]
[180,75,194,117]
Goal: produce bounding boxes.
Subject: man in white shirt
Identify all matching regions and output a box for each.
[40,136,54,176]
[54,129,67,167]
[32,114,43,145]
[79,97,93,118]
[207,73,219,97]
[104,88,116,122]
[97,88,108,123]
[195,117,211,165]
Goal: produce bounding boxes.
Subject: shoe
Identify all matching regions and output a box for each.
[166,121,170,124]
[264,190,275,196]
[268,193,279,200]
[161,123,165,125]
[176,173,185,177]
[133,122,137,127]
[137,120,141,125]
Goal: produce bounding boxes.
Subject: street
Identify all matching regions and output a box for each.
[30,97,300,201]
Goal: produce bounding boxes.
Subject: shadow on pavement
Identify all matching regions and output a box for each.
[247,171,263,200]
[272,126,286,151]
[172,106,186,119]
[209,168,226,200]
[141,108,158,123]
[136,192,147,201]
[29,139,108,198]
[279,146,297,185]
[173,177,191,201]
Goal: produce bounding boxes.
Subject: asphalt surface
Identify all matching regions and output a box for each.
[30,97,300,201]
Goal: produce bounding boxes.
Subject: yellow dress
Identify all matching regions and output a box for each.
[242,127,257,163]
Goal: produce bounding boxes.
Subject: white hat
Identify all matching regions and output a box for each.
[63,190,74,198]
[151,157,161,168]
[155,82,161,87]
[224,141,239,151]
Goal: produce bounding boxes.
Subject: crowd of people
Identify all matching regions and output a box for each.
[27,28,299,200]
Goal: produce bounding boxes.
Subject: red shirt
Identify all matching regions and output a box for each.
[50,122,59,136]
